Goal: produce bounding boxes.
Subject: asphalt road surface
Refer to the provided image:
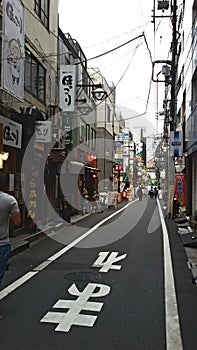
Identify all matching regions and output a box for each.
[0,198,197,350]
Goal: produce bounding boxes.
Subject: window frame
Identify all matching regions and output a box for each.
[25,51,46,103]
[34,0,50,29]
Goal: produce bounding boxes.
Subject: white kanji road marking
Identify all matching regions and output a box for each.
[92,251,127,272]
[40,283,111,332]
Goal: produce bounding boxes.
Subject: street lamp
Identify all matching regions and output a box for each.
[75,83,107,115]
[92,87,108,101]
[76,83,107,102]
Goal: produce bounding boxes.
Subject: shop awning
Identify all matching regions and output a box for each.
[85,166,100,172]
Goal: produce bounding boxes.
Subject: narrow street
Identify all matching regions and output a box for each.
[0,198,197,350]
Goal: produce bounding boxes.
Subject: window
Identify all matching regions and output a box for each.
[80,119,86,144]
[86,124,90,145]
[25,52,46,102]
[91,128,96,150]
[107,104,111,123]
[34,0,49,29]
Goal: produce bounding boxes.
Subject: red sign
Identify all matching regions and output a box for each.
[174,173,186,207]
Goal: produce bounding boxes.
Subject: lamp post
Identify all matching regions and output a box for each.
[76,83,107,102]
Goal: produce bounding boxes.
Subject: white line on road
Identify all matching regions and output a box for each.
[0,200,137,301]
[157,199,183,350]
[0,271,38,300]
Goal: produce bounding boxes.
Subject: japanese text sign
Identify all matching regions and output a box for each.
[34,121,52,143]
[60,65,76,112]
[2,117,22,148]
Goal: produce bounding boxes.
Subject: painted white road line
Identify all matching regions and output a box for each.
[0,200,136,300]
[0,271,38,300]
[157,199,183,350]
[47,199,137,262]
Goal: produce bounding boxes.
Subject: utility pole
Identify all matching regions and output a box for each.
[167,0,178,218]
[170,0,177,131]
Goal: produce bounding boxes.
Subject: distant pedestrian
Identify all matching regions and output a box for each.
[144,187,149,199]
[149,186,154,199]
[154,186,158,200]
[154,186,158,199]
[137,186,143,201]
[0,172,21,290]
[82,187,89,214]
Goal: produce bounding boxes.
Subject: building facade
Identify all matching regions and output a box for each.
[175,0,197,216]
[0,0,59,233]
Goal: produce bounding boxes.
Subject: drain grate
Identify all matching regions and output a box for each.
[64,270,101,282]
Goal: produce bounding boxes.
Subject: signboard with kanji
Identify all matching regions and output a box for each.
[1,116,22,149]
[60,65,76,112]
[34,121,52,143]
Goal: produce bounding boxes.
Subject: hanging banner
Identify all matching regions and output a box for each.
[174,173,186,207]
[62,113,72,149]
[2,0,25,100]
[60,65,76,112]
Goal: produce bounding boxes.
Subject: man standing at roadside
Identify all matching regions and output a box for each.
[0,172,21,291]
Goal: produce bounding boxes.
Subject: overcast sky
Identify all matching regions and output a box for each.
[58,0,172,133]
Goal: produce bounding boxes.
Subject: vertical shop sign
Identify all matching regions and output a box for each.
[62,113,72,149]
[170,131,183,157]
[60,65,76,111]
[2,0,25,100]
[27,165,38,222]
[174,173,186,207]
[168,185,174,216]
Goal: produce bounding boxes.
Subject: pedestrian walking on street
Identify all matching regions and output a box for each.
[137,186,143,201]
[149,186,154,199]
[154,186,158,200]
[82,187,90,215]
[0,172,21,291]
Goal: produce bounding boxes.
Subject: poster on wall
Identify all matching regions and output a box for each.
[2,0,25,100]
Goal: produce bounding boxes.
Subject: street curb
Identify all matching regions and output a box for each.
[10,222,65,257]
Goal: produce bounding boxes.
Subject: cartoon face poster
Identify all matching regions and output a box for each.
[2,0,24,100]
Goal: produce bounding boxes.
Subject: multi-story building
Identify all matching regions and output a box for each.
[173,0,197,216]
[88,67,117,192]
[57,30,100,215]
[0,0,59,233]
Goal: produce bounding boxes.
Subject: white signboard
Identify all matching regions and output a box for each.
[34,121,52,143]
[1,117,22,148]
[170,131,183,157]
[2,0,25,100]
[115,153,123,159]
[115,135,123,141]
[60,65,76,112]
[107,191,117,208]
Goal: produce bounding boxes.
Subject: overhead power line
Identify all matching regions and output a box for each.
[86,33,145,62]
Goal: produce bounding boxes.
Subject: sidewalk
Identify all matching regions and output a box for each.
[10,212,91,257]
[159,198,197,284]
[10,197,123,256]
